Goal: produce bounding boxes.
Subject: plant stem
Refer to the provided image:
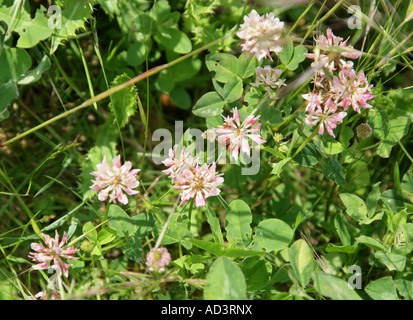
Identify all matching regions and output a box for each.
[1,36,229,147]
[153,195,181,251]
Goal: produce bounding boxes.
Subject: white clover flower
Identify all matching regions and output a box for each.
[215,107,266,162]
[90,155,140,205]
[236,9,285,61]
[29,231,79,279]
[251,66,286,98]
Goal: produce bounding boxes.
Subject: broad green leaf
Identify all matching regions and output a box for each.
[204,257,247,300]
[220,78,243,103]
[322,158,346,185]
[16,7,53,48]
[190,239,225,256]
[323,140,343,155]
[132,13,155,35]
[0,47,32,83]
[355,235,384,251]
[192,91,225,118]
[83,222,98,243]
[334,212,352,246]
[156,26,192,54]
[130,212,155,238]
[368,109,389,140]
[0,81,17,114]
[205,53,239,83]
[339,193,367,222]
[253,219,293,252]
[108,74,137,128]
[374,251,406,272]
[50,0,93,54]
[313,272,362,300]
[286,45,307,70]
[242,256,271,291]
[271,157,291,176]
[366,182,381,217]
[237,52,256,79]
[394,279,413,300]
[122,233,142,262]
[365,277,399,300]
[401,170,413,195]
[97,227,117,245]
[205,205,224,244]
[279,36,294,65]
[325,243,358,254]
[126,41,147,67]
[170,87,191,110]
[17,55,51,85]
[293,144,320,167]
[158,210,192,248]
[222,248,264,258]
[289,239,315,287]
[108,205,135,237]
[225,199,253,246]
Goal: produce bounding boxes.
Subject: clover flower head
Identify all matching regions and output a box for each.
[162,145,198,184]
[146,247,171,272]
[332,69,375,113]
[304,97,347,137]
[29,231,79,278]
[90,155,140,205]
[251,66,286,98]
[163,146,224,208]
[215,107,266,162]
[174,162,224,208]
[305,28,361,74]
[236,9,285,61]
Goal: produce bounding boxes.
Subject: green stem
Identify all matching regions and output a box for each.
[1,36,228,147]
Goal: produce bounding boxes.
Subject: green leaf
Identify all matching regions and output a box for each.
[355,235,384,251]
[241,256,271,291]
[271,157,291,176]
[126,42,147,67]
[293,144,320,167]
[205,204,224,244]
[0,47,32,83]
[17,55,51,85]
[107,205,135,237]
[50,0,93,54]
[289,239,315,287]
[97,227,117,245]
[225,199,253,246]
[365,277,399,300]
[237,52,256,79]
[334,212,352,246]
[192,91,225,118]
[394,279,413,300]
[368,109,389,140]
[205,53,239,83]
[339,193,368,222]
[122,233,142,262]
[222,248,264,258]
[279,36,294,65]
[204,257,247,300]
[108,74,137,128]
[16,7,53,48]
[286,45,307,70]
[313,272,362,300]
[83,222,98,243]
[374,251,406,272]
[190,239,225,256]
[322,158,346,185]
[253,219,293,252]
[156,27,192,54]
[220,78,243,103]
[169,87,191,110]
[0,81,18,115]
